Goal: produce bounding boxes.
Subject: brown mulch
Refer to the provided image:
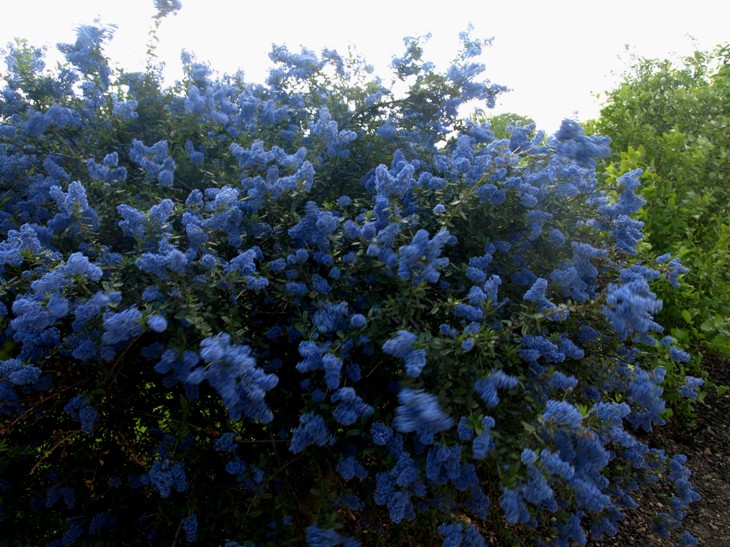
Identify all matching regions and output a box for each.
[590,353,730,547]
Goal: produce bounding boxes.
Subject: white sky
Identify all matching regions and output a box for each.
[1,0,728,132]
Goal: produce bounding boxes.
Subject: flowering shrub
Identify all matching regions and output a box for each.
[0,8,700,546]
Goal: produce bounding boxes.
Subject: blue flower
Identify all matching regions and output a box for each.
[678,531,699,546]
[196,254,216,270]
[548,371,578,391]
[184,139,205,165]
[63,395,99,435]
[376,120,397,140]
[626,368,666,432]
[142,458,187,498]
[112,98,138,120]
[603,278,662,341]
[666,258,689,288]
[88,512,115,535]
[46,292,70,319]
[542,400,583,429]
[461,339,475,352]
[523,278,557,313]
[393,388,454,444]
[1,359,41,386]
[149,199,175,227]
[472,417,496,459]
[475,183,506,205]
[454,302,483,322]
[48,181,99,234]
[58,24,113,86]
[182,513,197,542]
[553,119,611,169]
[147,314,167,333]
[285,281,308,296]
[382,330,417,359]
[457,417,474,441]
[521,448,538,465]
[612,214,644,254]
[61,522,84,545]
[349,314,367,329]
[304,524,359,547]
[0,225,42,268]
[483,274,502,302]
[102,307,142,345]
[189,333,278,423]
[289,413,332,453]
[404,349,427,377]
[336,456,368,480]
[678,376,703,399]
[385,489,415,524]
[129,139,176,186]
[397,229,451,284]
[371,422,393,446]
[322,354,343,389]
[438,522,462,546]
[670,346,691,363]
[500,487,532,525]
[136,246,190,279]
[313,301,349,334]
[556,511,586,545]
[331,387,373,426]
[87,152,127,183]
[213,433,237,452]
[288,201,339,250]
[72,291,113,330]
[427,443,468,489]
[63,252,103,281]
[571,477,611,512]
[117,204,147,239]
[311,274,331,294]
[592,402,630,425]
[522,466,556,510]
[549,228,566,246]
[268,258,286,272]
[474,370,518,408]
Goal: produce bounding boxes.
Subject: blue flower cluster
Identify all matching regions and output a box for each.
[289,412,333,453]
[438,521,487,546]
[141,458,187,498]
[188,333,279,422]
[393,388,455,445]
[63,394,99,435]
[129,139,177,187]
[382,330,429,377]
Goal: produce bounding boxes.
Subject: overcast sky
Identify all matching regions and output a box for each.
[1,0,728,131]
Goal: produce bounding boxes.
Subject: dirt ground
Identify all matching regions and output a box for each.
[591,353,730,547]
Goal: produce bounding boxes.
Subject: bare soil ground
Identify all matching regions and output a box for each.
[591,353,730,547]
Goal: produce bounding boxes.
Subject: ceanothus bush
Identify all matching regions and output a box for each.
[0,5,699,546]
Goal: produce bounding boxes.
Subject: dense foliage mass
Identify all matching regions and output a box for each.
[0,6,702,546]
[588,45,730,359]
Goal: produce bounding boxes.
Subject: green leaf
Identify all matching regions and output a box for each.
[700,319,715,333]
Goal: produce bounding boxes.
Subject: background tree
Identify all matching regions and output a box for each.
[588,45,730,359]
[472,110,536,140]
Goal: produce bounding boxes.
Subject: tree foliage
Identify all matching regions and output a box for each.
[474,111,536,140]
[589,45,730,357]
[0,8,702,546]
